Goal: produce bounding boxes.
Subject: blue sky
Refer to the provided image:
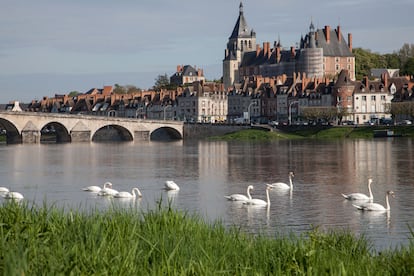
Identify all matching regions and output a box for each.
[1,0,413,103]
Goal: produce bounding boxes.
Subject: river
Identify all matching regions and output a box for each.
[1,138,413,252]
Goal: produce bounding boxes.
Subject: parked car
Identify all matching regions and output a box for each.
[399,120,412,125]
[341,120,355,126]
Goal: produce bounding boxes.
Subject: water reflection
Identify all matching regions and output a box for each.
[0,138,413,252]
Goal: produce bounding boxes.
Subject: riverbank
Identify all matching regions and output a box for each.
[0,202,413,275]
[210,125,414,140]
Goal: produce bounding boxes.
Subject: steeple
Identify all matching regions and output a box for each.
[223,2,256,90]
[229,2,254,39]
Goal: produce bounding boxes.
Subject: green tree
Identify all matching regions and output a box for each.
[125,85,141,94]
[153,74,170,91]
[68,91,80,97]
[113,84,126,94]
[401,57,414,76]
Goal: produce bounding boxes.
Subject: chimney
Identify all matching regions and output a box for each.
[337,26,341,42]
[290,46,295,58]
[382,72,388,89]
[325,25,330,43]
[263,42,267,57]
[267,42,271,59]
[276,46,281,63]
[256,44,261,57]
[348,33,353,52]
[364,76,369,88]
[177,65,182,73]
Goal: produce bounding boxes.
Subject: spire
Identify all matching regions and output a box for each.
[309,17,315,32]
[229,1,253,39]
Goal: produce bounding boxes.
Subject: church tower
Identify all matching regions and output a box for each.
[223,2,256,90]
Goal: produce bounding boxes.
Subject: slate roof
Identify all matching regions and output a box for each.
[229,2,254,39]
[315,28,353,57]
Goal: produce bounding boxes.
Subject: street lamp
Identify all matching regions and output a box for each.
[248,102,256,124]
[135,107,144,119]
[288,101,299,125]
[107,110,117,118]
[163,105,172,120]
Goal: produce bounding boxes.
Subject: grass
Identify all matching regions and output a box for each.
[1,201,414,275]
[209,126,414,141]
[209,129,303,141]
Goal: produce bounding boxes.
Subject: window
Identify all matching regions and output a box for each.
[371,96,376,101]
[362,96,366,101]
[381,95,385,101]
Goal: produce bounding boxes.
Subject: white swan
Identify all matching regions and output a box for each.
[83,182,113,193]
[164,180,180,191]
[342,178,373,201]
[0,187,9,193]
[267,171,294,190]
[225,185,253,201]
[243,186,272,206]
[114,188,142,198]
[97,184,119,196]
[353,190,395,211]
[3,191,24,200]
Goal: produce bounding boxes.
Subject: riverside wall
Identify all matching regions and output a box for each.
[183,124,251,139]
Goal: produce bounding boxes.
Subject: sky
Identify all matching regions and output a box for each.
[1,0,413,104]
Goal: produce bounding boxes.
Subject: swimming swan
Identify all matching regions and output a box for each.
[97,184,119,196]
[342,178,373,201]
[164,180,180,191]
[353,190,394,211]
[114,188,142,198]
[3,191,24,200]
[225,185,253,201]
[267,172,294,190]
[243,186,272,206]
[0,187,9,193]
[83,182,113,193]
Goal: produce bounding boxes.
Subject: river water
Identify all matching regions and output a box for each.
[1,138,413,252]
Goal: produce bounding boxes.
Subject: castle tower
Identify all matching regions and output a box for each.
[296,20,324,78]
[223,2,256,90]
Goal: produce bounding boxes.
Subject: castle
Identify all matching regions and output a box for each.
[223,2,355,90]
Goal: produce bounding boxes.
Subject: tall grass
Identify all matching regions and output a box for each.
[1,201,414,275]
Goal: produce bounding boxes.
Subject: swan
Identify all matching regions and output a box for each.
[267,171,294,190]
[225,185,253,201]
[342,178,373,201]
[82,182,113,193]
[353,190,395,211]
[3,191,24,200]
[243,186,272,206]
[97,184,119,196]
[114,188,142,198]
[0,187,9,193]
[164,180,180,191]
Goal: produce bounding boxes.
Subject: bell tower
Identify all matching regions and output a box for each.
[223,2,256,90]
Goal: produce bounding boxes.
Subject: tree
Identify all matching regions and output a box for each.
[68,91,80,97]
[401,57,414,76]
[113,84,126,94]
[125,85,141,94]
[153,74,170,91]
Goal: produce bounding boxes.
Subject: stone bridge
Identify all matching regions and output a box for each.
[0,111,184,144]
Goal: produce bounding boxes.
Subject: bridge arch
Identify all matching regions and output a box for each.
[40,121,71,143]
[0,118,22,144]
[92,124,133,142]
[150,126,182,141]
